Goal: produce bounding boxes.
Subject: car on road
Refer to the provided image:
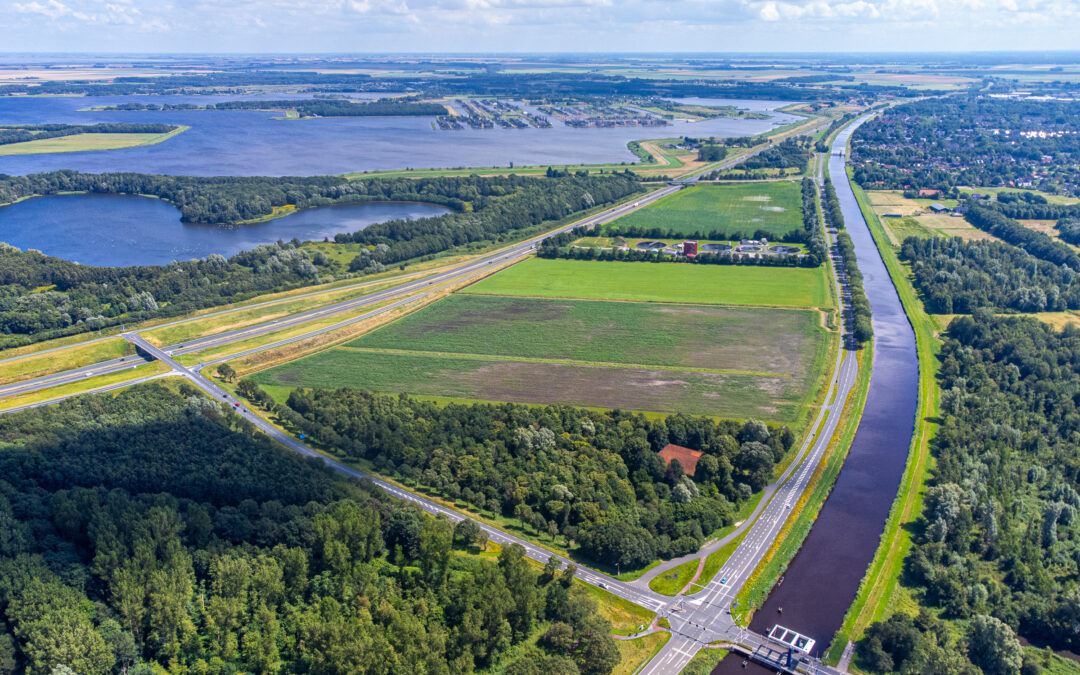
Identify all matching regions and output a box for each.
[597,583,607,589]
[720,577,728,584]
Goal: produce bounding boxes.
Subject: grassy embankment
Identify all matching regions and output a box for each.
[0,126,188,155]
[0,362,170,412]
[683,648,730,675]
[822,176,944,663]
[0,337,133,386]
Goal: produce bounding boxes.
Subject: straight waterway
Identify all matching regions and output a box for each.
[715,115,919,672]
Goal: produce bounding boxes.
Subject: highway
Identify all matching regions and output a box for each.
[1,117,853,673]
[123,332,672,615]
[0,183,680,410]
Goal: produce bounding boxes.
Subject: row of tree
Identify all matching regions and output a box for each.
[0,123,178,146]
[0,382,623,675]
[0,173,641,345]
[238,383,795,571]
[538,244,816,268]
[964,205,1080,270]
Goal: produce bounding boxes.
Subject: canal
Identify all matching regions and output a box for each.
[715,115,920,672]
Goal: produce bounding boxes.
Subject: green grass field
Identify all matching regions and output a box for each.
[0,126,188,156]
[605,182,803,239]
[351,294,823,377]
[463,258,832,309]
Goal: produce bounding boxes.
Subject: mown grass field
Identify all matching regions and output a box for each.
[351,294,823,378]
[0,127,188,156]
[605,182,803,238]
[463,258,832,308]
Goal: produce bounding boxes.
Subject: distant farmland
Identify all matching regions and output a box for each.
[256,262,834,423]
[604,182,803,239]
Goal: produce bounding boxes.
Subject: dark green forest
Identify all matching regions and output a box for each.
[901,237,1080,314]
[857,313,1080,673]
[244,384,794,571]
[0,383,622,675]
[0,173,640,347]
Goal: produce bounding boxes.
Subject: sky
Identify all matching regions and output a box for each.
[3,0,1080,54]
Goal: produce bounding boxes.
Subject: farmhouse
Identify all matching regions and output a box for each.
[658,443,704,477]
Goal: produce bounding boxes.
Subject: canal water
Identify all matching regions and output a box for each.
[715,116,919,673]
[0,194,450,266]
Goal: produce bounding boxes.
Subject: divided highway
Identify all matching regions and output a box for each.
[0,183,679,412]
[1,115,853,673]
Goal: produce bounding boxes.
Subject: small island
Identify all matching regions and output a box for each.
[0,123,188,156]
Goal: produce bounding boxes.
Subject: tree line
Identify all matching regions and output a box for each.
[238,382,794,572]
[0,382,623,675]
[0,173,640,346]
[538,243,816,268]
[101,99,448,117]
[858,312,1080,672]
[964,205,1080,270]
[0,123,178,146]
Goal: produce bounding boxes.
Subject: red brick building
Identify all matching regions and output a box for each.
[683,240,698,258]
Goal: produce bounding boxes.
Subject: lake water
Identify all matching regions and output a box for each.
[0,194,449,266]
[0,94,799,176]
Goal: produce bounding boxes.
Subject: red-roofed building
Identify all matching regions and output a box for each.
[918,188,941,198]
[658,443,704,477]
[683,240,698,258]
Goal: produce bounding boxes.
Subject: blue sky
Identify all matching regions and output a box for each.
[3,0,1079,53]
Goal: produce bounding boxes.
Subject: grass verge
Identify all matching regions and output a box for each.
[614,632,670,675]
[682,647,730,675]
[687,530,748,595]
[0,362,169,411]
[0,337,133,385]
[648,558,699,596]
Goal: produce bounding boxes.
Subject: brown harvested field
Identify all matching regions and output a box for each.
[349,295,822,378]
[256,349,798,419]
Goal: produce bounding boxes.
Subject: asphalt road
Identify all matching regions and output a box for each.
[0,183,679,409]
[124,332,671,614]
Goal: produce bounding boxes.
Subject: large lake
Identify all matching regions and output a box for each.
[0,194,450,266]
[0,95,799,176]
